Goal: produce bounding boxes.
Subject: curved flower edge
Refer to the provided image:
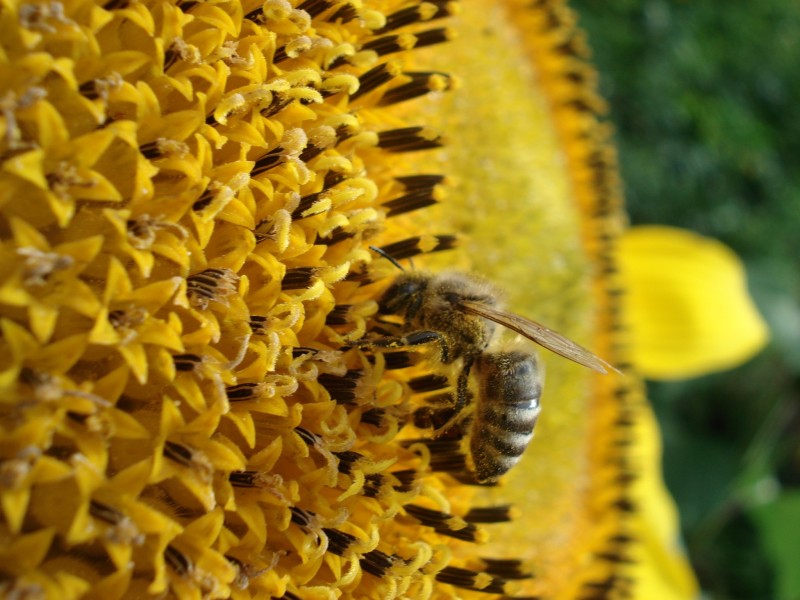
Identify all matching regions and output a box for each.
[490,2,701,598]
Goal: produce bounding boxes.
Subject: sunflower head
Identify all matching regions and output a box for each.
[0,0,700,598]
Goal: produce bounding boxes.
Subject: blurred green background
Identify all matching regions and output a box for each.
[570,1,800,599]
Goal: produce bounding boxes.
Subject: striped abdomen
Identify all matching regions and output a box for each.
[469,350,543,483]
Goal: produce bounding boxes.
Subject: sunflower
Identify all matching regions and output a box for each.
[0,0,709,598]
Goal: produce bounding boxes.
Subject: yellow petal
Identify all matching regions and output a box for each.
[617,225,769,379]
[632,401,700,599]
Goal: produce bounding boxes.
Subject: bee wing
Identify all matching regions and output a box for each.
[459,300,621,375]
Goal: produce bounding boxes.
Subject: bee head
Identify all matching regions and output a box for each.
[378,273,429,319]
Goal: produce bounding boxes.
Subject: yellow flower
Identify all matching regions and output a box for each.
[0,0,698,599]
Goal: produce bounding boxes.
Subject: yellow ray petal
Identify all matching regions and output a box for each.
[618,225,769,379]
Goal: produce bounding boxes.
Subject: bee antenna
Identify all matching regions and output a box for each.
[369,246,405,272]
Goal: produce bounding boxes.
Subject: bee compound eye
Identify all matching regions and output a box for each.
[379,280,421,314]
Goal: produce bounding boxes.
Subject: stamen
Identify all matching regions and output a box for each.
[289,506,316,528]
[396,173,446,190]
[261,93,294,117]
[318,370,363,404]
[404,504,480,542]
[479,557,532,580]
[376,126,442,152]
[172,353,203,372]
[296,0,335,18]
[186,268,238,309]
[322,527,358,556]
[362,473,384,497]
[229,470,260,488]
[390,469,417,493]
[165,545,192,575]
[359,549,396,577]
[329,3,358,23]
[383,185,442,217]
[282,267,317,290]
[333,450,364,475]
[376,234,456,260]
[325,305,352,325]
[376,2,453,34]
[291,192,330,219]
[360,408,386,427]
[225,383,265,402]
[163,441,194,467]
[350,62,402,101]
[412,27,452,49]
[381,71,452,106]
[405,439,466,474]
[249,316,268,335]
[435,565,505,594]
[89,499,124,525]
[192,187,215,211]
[361,34,414,57]
[317,227,355,246]
[251,146,285,175]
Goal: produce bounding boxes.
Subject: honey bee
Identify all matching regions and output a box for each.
[370,270,617,483]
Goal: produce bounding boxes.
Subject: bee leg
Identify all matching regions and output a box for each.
[413,404,456,430]
[358,330,451,362]
[432,357,474,437]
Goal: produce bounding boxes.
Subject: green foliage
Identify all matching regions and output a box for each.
[752,492,800,600]
[571,1,800,598]
[573,0,800,260]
